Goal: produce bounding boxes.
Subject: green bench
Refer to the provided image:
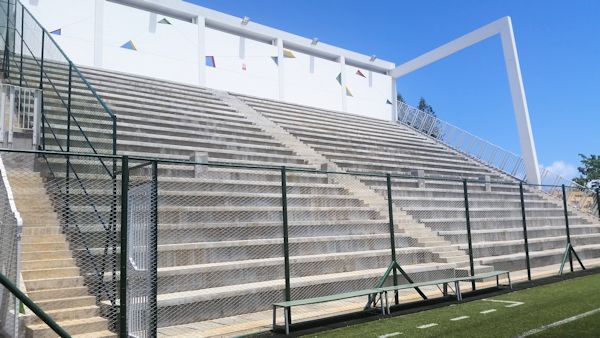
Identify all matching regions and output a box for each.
[380,270,512,313]
[272,288,387,335]
[272,270,511,334]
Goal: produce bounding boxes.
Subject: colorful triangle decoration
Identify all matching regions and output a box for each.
[283,49,295,58]
[121,40,137,51]
[336,73,342,85]
[356,69,366,78]
[158,18,171,25]
[271,56,279,65]
[345,86,353,97]
[386,99,392,105]
[50,28,61,36]
[205,56,216,68]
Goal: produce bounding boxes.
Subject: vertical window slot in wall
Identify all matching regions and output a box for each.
[310,55,315,74]
[239,37,246,59]
[149,13,157,33]
[368,70,373,87]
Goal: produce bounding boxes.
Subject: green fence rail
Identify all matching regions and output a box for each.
[0,271,71,338]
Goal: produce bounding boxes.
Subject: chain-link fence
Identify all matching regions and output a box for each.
[0,150,121,337]
[0,149,599,337]
[0,150,20,337]
[0,0,116,158]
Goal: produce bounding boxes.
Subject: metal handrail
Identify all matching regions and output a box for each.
[0,271,71,338]
[396,101,598,217]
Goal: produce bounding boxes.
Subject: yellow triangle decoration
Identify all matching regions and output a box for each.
[345,86,353,97]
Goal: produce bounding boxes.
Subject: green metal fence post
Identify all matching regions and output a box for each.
[119,155,129,338]
[18,4,22,86]
[2,0,9,77]
[561,184,574,272]
[66,62,72,151]
[64,63,72,228]
[463,179,475,291]
[40,31,44,149]
[280,166,292,324]
[150,160,158,336]
[596,188,600,220]
[386,173,399,305]
[519,182,531,280]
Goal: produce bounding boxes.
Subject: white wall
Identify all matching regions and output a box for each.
[345,66,394,120]
[24,0,96,65]
[205,28,278,99]
[23,0,395,120]
[284,49,343,111]
[102,1,199,85]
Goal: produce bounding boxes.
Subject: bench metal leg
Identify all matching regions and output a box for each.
[443,283,448,297]
[496,275,499,287]
[272,305,276,331]
[508,272,513,290]
[455,281,462,301]
[386,291,390,315]
[381,292,386,316]
[284,307,290,335]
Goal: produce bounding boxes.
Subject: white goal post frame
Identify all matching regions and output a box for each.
[390,16,541,185]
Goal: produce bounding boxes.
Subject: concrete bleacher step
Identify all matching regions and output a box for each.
[5,168,113,337]
[25,317,109,338]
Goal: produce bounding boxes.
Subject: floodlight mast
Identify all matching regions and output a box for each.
[391,16,541,185]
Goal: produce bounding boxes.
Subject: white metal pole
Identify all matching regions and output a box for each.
[8,87,15,145]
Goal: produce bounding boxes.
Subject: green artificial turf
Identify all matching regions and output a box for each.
[305,273,600,338]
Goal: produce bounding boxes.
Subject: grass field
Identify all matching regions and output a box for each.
[305,273,600,338]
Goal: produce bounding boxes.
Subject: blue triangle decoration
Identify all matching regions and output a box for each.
[121,40,137,51]
[205,56,216,68]
[50,28,61,36]
[271,56,279,65]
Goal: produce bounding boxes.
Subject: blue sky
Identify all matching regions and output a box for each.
[187,0,599,179]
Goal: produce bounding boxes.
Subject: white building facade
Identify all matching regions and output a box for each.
[24,0,397,120]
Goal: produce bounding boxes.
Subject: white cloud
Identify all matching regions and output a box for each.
[540,161,578,180]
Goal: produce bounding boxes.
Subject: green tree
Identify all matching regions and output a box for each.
[574,154,600,188]
[417,97,436,116]
[396,93,405,103]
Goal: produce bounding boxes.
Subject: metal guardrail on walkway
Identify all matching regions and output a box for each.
[0,83,41,147]
[396,101,599,217]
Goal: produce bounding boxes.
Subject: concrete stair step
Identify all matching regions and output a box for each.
[26,316,108,338]
[22,250,72,261]
[22,242,69,252]
[24,305,99,325]
[35,296,97,311]
[27,286,90,301]
[22,234,66,244]
[25,276,85,291]
[22,267,80,280]
[22,227,62,235]
[22,258,77,270]
[72,330,117,338]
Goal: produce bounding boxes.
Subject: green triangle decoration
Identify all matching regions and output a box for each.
[336,73,342,85]
[121,40,137,51]
[158,18,171,25]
